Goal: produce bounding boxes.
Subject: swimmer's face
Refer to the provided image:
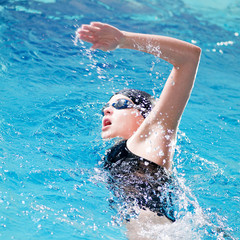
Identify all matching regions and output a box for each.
[101,94,144,140]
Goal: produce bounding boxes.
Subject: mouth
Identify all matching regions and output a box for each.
[102,118,112,130]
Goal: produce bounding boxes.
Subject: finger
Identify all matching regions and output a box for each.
[92,43,109,52]
[77,29,95,37]
[91,42,107,50]
[91,43,101,50]
[78,34,96,44]
[90,22,105,28]
[82,24,100,33]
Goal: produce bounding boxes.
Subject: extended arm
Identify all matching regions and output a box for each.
[77,22,200,126]
[77,22,201,169]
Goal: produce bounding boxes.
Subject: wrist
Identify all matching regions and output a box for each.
[118,31,129,49]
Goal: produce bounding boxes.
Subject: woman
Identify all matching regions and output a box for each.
[77,22,201,237]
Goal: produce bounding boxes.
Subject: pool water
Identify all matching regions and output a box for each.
[0,0,239,239]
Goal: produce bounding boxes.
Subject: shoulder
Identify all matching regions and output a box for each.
[126,128,176,171]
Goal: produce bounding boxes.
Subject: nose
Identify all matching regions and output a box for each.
[103,105,113,116]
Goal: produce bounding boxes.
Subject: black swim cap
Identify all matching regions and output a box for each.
[114,88,155,118]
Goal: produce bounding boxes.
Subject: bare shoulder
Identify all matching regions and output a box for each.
[127,114,177,170]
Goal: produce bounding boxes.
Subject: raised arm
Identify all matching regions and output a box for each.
[77,22,200,125]
[77,22,201,169]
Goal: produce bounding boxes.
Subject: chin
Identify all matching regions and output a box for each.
[101,130,125,140]
[101,131,113,139]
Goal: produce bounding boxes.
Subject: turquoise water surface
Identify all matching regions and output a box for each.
[0,0,239,239]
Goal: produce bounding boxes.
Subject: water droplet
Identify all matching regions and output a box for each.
[158,150,164,157]
[144,161,149,166]
[165,135,170,140]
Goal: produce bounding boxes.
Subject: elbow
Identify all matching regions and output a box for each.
[183,45,201,67]
[193,45,201,62]
[176,45,201,68]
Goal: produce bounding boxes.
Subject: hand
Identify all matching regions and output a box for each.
[76,22,124,51]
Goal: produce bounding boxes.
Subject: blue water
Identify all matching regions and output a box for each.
[0,0,239,239]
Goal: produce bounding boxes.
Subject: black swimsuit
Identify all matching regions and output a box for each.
[104,140,176,222]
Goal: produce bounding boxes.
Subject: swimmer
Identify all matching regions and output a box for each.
[77,22,201,239]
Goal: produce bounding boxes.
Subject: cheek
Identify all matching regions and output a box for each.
[130,109,143,119]
[119,110,143,130]
[130,109,144,122]
[115,112,129,127]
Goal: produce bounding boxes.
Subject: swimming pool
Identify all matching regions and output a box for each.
[0,0,239,239]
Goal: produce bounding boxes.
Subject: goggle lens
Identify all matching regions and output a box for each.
[101,99,134,115]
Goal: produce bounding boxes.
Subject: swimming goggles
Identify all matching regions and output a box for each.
[101,98,138,115]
